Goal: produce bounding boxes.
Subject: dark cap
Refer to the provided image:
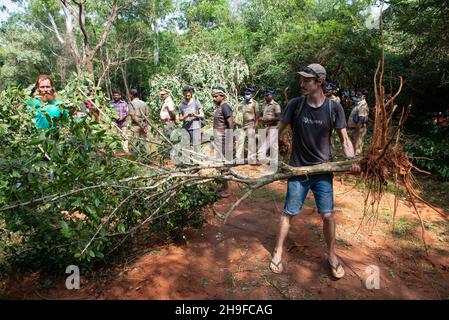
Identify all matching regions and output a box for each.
[324,83,337,92]
[264,88,275,96]
[244,87,256,95]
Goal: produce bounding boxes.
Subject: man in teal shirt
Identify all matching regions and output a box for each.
[27,75,66,129]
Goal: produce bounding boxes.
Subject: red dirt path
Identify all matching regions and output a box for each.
[2,177,449,300]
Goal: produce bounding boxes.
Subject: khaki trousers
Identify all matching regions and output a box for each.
[130,125,152,154]
[350,126,367,156]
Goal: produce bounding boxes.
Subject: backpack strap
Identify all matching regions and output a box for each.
[328,99,336,132]
[328,99,337,160]
[292,96,306,129]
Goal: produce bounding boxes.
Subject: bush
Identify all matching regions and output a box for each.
[404,125,449,181]
[147,52,250,126]
[0,79,218,273]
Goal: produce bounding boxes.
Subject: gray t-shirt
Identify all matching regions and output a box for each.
[281,97,346,167]
[179,100,202,130]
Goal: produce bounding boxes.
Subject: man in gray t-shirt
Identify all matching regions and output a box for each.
[281,96,346,166]
[178,86,204,161]
[269,63,360,281]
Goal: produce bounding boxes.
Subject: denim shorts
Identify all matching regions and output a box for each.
[283,173,334,215]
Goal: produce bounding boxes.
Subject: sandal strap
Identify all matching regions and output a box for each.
[270,260,282,268]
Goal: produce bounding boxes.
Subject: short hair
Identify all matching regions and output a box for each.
[182,86,194,93]
[35,75,55,90]
[130,88,139,98]
[112,89,121,95]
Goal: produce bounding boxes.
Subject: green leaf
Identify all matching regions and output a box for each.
[86,205,96,215]
[60,221,72,238]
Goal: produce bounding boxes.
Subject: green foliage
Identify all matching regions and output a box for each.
[0,79,217,272]
[182,0,233,30]
[404,126,449,181]
[245,0,380,92]
[384,0,449,117]
[0,26,49,87]
[148,52,249,125]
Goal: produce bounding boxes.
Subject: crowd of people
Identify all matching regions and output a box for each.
[26,63,369,280]
[26,73,371,163]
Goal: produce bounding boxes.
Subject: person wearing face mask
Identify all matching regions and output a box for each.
[26,75,67,129]
[347,91,369,156]
[236,87,260,164]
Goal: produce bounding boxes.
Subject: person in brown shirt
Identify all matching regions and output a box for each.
[128,88,151,154]
[212,87,234,197]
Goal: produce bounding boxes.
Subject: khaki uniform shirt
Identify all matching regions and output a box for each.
[347,99,369,128]
[242,99,260,129]
[262,100,281,126]
[329,95,341,104]
[160,96,175,120]
[357,99,369,117]
[129,98,148,125]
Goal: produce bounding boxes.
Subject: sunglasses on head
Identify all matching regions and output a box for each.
[303,66,320,78]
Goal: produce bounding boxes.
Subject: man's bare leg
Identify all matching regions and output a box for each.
[322,212,344,278]
[271,213,293,273]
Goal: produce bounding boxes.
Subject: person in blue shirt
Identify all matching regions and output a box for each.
[26,75,66,129]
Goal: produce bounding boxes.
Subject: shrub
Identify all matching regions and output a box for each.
[0,79,218,273]
[404,125,449,181]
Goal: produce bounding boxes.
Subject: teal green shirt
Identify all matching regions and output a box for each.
[26,98,66,129]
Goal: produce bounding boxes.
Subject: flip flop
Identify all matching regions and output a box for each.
[269,259,283,274]
[328,259,345,280]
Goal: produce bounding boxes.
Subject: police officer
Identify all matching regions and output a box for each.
[236,87,260,164]
[258,89,281,164]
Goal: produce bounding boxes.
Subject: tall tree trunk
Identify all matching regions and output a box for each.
[106,67,112,98]
[65,0,121,87]
[153,21,159,67]
[85,49,95,84]
[59,56,67,85]
[62,4,82,77]
[120,66,130,99]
